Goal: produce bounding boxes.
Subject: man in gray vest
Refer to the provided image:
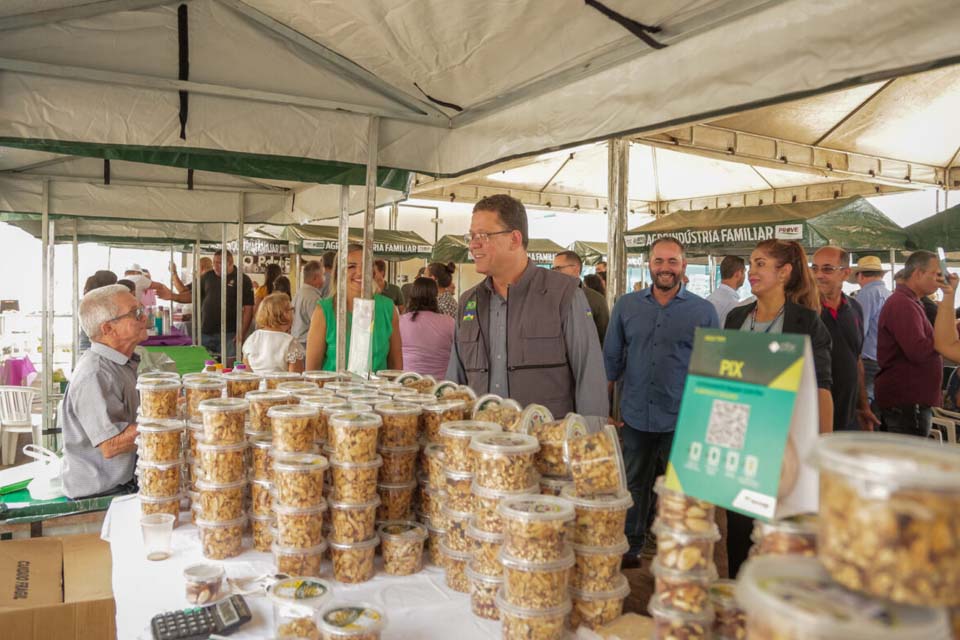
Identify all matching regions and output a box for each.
[446,194,608,423]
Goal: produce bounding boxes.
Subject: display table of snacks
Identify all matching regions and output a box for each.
[102,495,501,639]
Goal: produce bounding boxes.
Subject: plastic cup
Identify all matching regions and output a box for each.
[141,513,175,561]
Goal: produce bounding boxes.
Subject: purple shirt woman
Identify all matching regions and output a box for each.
[399,277,455,379]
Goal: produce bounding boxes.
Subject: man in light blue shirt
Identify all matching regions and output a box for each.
[706,255,745,326]
[604,237,719,563]
[850,256,890,403]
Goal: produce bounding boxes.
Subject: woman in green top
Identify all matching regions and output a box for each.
[305,243,403,372]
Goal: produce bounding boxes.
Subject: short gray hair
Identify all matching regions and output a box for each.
[303,260,323,282]
[902,250,938,281]
[80,284,129,341]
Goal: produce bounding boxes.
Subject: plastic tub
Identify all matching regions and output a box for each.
[500,546,575,608]
[377,520,428,576]
[421,442,445,487]
[651,557,717,615]
[814,432,960,606]
[399,372,437,395]
[750,513,818,558]
[222,371,262,398]
[276,380,322,398]
[274,500,327,547]
[136,459,183,498]
[653,520,720,572]
[273,542,327,578]
[465,562,503,620]
[329,496,381,543]
[440,542,472,593]
[570,537,629,592]
[198,397,249,444]
[183,563,224,605]
[471,394,523,431]
[471,481,538,534]
[470,432,539,491]
[442,468,475,512]
[709,579,745,640]
[137,378,181,419]
[440,504,472,552]
[196,515,246,559]
[466,522,504,576]
[139,493,182,526]
[563,421,626,497]
[377,444,418,483]
[268,577,332,640]
[245,390,290,433]
[375,369,404,381]
[249,511,276,551]
[185,420,203,458]
[329,455,382,503]
[306,398,347,443]
[195,478,247,521]
[303,370,341,387]
[376,480,417,521]
[248,433,273,481]
[439,420,502,472]
[273,451,327,507]
[539,475,572,497]
[569,573,630,631]
[560,484,632,546]
[136,419,185,463]
[328,412,381,462]
[496,588,571,640]
[736,555,950,640]
[649,592,714,640]
[418,481,443,523]
[373,402,421,448]
[317,602,386,640]
[653,475,716,535]
[183,376,226,421]
[270,404,320,453]
[525,414,572,477]
[328,536,379,583]
[339,390,383,406]
[499,494,574,563]
[424,517,446,567]
[421,400,467,443]
[196,440,248,483]
[262,371,303,390]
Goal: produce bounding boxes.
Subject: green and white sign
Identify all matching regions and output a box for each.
[665,328,818,520]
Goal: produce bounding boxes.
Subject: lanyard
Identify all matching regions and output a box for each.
[750,305,785,333]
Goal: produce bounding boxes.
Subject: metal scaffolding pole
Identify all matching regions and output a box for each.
[193,239,200,346]
[387,202,399,284]
[606,138,629,308]
[220,223,228,364]
[71,220,80,371]
[235,195,245,367]
[40,180,54,444]
[360,116,379,300]
[336,185,350,372]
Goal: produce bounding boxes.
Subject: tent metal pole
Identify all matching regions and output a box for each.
[708,254,715,293]
[71,220,79,371]
[193,239,200,347]
[889,249,896,290]
[361,116,380,300]
[220,223,227,365]
[336,186,350,372]
[387,202,399,285]
[606,138,629,307]
[40,180,53,448]
[293,253,301,294]
[236,195,245,367]
[169,245,175,333]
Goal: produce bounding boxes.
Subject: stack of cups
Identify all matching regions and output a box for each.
[136,375,184,525]
[418,442,446,565]
[497,495,575,639]
[326,411,382,583]
[244,388,290,550]
[195,397,250,560]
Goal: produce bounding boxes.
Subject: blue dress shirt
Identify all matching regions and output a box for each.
[855,279,890,361]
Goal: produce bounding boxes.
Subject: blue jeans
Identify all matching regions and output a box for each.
[202,332,236,364]
[621,426,674,555]
[862,358,879,405]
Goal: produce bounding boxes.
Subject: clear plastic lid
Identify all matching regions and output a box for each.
[306,398,347,412]
[465,561,504,583]
[377,443,419,454]
[422,399,467,413]
[377,520,427,542]
[196,440,248,454]
[423,442,444,460]
[559,484,633,510]
[276,381,321,395]
[325,382,363,393]
[195,514,247,528]
[375,369,405,380]
[273,499,327,516]
[136,378,181,391]
[267,577,332,610]
[137,458,184,471]
[753,513,818,537]
[497,494,575,523]
[571,537,629,556]
[373,401,421,416]
[469,432,539,456]
[261,371,303,382]
[221,371,261,382]
[560,413,591,447]
[326,403,374,416]
[183,563,224,583]
[814,431,960,490]
[648,592,715,623]
[139,492,183,504]
[736,556,949,639]
[303,370,341,382]
[195,478,247,491]
[248,433,272,449]
[328,494,381,510]
[137,418,186,433]
[650,557,718,582]
[495,588,572,619]
[272,541,329,557]
[328,411,381,429]
[376,382,405,395]
[442,468,473,482]
[245,390,288,403]
[294,389,336,401]
[432,380,459,397]
[570,573,630,600]
[499,546,575,572]
[438,420,502,439]
[317,602,386,637]
[708,579,739,610]
[328,455,383,470]
[378,480,418,491]
[440,503,473,521]
[267,404,320,420]
[651,519,721,543]
[539,476,573,490]
[515,404,554,434]
[470,480,538,500]
[564,423,628,492]
[248,510,275,522]
[328,535,380,551]
[438,541,473,561]
[272,451,328,472]
[182,375,225,390]
[465,522,504,543]
[250,478,273,490]
[198,397,249,413]
[140,371,182,381]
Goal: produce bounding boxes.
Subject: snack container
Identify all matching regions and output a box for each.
[245,390,291,433]
[273,451,327,507]
[137,378,181,419]
[247,477,274,517]
[136,459,183,498]
[422,442,445,487]
[466,522,504,576]
[250,512,276,551]
[329,455,382,503]
[470,432,539,491]
[499,494,574,563]
[270,404,320,453]
[377,444,418,483]
[317,602,386,640]
[183,563,224,605]
[329,496,380,543]
[751,513,818,557]
[561,484,633,546]
[303,370,341,387]
[500,546,575,608]
[340,391,383,406]
[736,555,950,640]
[442,468,475,512]
[424,517,446,566]
[268,577,332,640]
[328,412,381,462]
[563,421,626,497]
[274,500,327,548]
[653,475,716,534]
[569,574,630,631]
[183,376,226,421]
[137,419,185,463]
[272,542,327,578]
[472,481,539,534]
[249,433,274,481]
[198,397,249,444]
[139,371,181,382]
[377,520,428,576]
[440,503,473,552]
[293,389,336,406]
[262,371,303,390]
[539,476,573,497]
[376,480,417,521]
[813,432,960,606]
[139,493,182,524]
[515,403,554,436]
[276,380,322,398]
[570,537,629,592]
[305,398,348,444]
[185,420,203,459]
[196,515,246,559]
[440,542,472,593]
[196,478,247,521]
[399,372,437,395]
[328,536,379,583]
[422,400,467,442]
[373,402,421,448]
[439,420,502,472]
[196,441,248,483]
[223,371,262,398]
[709,579,745,640]
[653,520,720,572]
[375,369,404,381]
[471,394,523,431]
[526,415,570,477]
[652,558,717,615]
[648,593,714,640]
[418,479,444,523]
[496,589,571,640]
[465,562,503,620]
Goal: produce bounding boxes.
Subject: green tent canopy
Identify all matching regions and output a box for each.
[570,241,607,266]
[624,196,909,254]
[285,225,432,261]
[905,203,960,252]
[431,235,566,265]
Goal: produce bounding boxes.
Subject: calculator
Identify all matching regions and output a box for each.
[151,594,251,640]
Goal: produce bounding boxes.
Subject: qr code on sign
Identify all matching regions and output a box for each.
[705,399,750,450]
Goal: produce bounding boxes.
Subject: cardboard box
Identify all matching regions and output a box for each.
[0,534,116,640]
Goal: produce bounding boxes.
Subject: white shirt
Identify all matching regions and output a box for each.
[706,283,741,327]
[242,329,305,372]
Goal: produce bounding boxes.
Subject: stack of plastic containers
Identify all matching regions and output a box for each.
[373,402,421,522]
[136,374,184,524]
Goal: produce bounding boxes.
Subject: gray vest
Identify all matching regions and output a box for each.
[455,261,579,417]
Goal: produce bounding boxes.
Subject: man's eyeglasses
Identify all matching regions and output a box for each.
[463,230,513,245]
[809,265,845,274]
[109,306,145,323]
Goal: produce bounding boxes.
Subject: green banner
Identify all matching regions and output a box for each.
[625,222,804,252]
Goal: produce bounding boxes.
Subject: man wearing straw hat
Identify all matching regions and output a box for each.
[849,256,890,405]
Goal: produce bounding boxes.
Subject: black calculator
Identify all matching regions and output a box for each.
[151,594,251,640]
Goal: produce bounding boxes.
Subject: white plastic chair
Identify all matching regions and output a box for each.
[931,416,957,445]
[0,386,39,465]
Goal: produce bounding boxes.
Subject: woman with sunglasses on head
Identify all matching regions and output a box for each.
[723,239,834,578]
[304,243,403,372]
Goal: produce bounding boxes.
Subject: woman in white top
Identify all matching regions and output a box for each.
[242,292,305,372]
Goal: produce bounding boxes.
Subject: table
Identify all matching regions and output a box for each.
[101,497,502,639]
[142,326,194,347]
[0,354,36,386]
[142,346,211,376]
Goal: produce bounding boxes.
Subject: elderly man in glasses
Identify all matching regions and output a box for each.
[811,247,879,432]
[61,284,147,498]
[446,194,608,426]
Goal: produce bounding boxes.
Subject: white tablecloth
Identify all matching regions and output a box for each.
[101,496,503,639]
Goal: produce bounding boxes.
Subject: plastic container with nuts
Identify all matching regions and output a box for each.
[183,376,226,421]
[196,441,248,483]
[198,397,249,444]
[139,493,182,524]
[654,475,716,534]
[709,579,745,640]
[440,542,472,593]
[273,451,327,508]
[561,484,632,547]
[563,421,626,497]
[303,370,341,387]
[327,382,363,396]
[442,468,475,512]
[223,371,262,398]
[736,555,950,640]
[329,455,382,503]
[421,442,445,487]
[307,398,347,443]
[274,500,327,547]
[268,577,332,640]
[440,503,472,552]
[499,494,574,563]
[328,536,379,583]
[249,433,273,482]
[245,390,290,433]
[500,546,575,608]
[524,414,572,478]
[196,515,246,559]
[422,400,467,443]
[250,511,276,551]
[569,573,630,631]
[750,513,818,558]
[262,371,303,390]
[276,380,321,398]
[273,542,327,578]
[372,402,421,448]
[398,372,436,394]
[137,378,182,419]
[466,522,504,576]
[196,478,247,521]
[571,537,628,592]
[465,562,503,620]
[377,520,428,576]
[439,420,502,472]
[270,404,320,453]
[497,589,570,640]
[317,602,386,640]
[328,412,381,462]
[471,394,523,431]
[813,432,960,607]
[183,563,224,605]
[375,369,404,381]
[654,520,720,573]
[648,593,714,640]
[185,420,203,459]
[652,558,717,615]
[329,496,380,543]
[377,444,418,483]
[424,517,446,567]
[419,482,444,523]
[471,481,538,534]
[470,432,539,491]
[340,391,384,407]
[137,459,183,498]
[136,419,184,463]
[539,475,572,497]
[376,480,416,521]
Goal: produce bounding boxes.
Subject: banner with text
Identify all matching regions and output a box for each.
[625,222,806,252]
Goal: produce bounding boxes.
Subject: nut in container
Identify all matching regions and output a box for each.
[196,515,246,559]
[198,397,249,444]
[465,562,503,620]
[222,371,262,398]
[708,579,745,640]
[376,480,416,521]
[262,371,303,390]
[471,480,538,534]
[270,404,320,453]
[249,511,276,551]
[268,577,331,640]
[318,602,386,640]
[472,394,523,431]
[648,592,714,640]
[245,390,290,433]
[139,493,182,525]
[273,451,327,508]
[372,402,421,448]
[196,478,247,521]
[137,378,181,419]
[328,536,379,583]
[442,468,475,512]
[466,522,504,576]
[654,475,716,534]
[470,431,539,491]
[136,459,183,498]
[196,440,248,483]
[440,503,472,552]
[307,397,347,444]
[183,563,224,605]
[328,411,381,462]
[329,455,382,503]
[561,484,632,546]
[249,432,274,481]
[329,495,380,543]
[496,589,571,640]
[570,537,629,592]
[303,370,340,387]
[500,546,575,609]
[653,519,720,573]
[750,513,818,558]
[273,542,327,578]
[440,541,472,593]
[377,444,418,483]
[439,419,502,472]
[136,418,184,462]
[421,399,467,443]
[652,558,717,615]
[421,442,445,487]
[183,376,226,421]
[569,573,630,631]
[563,419,626,497]
[377,520,428,576]
[499,494,574,563]
[274,500,327,547]
[276,380,321,398]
